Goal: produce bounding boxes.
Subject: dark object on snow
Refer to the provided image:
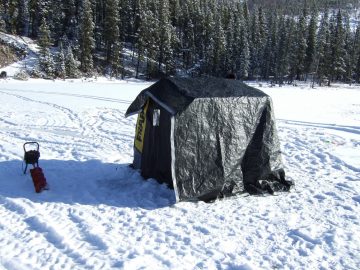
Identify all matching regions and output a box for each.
[30,167,48,193]
[0,71,7,78]
[23,142,40,174]
[125,76,293,202]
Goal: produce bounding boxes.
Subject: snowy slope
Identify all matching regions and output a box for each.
[0,32,39,77]
[0,78,359,270]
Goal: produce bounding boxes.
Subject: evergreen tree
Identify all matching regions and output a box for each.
[275,16,288,84]
[111,41,123,77]
[134,0,146,78]
[304,11,317,79]
[239,33,250,79]
[242,1,250,40]
[56,42,66,79]
[40,50,55,78]
[16,0,28,35]
[191,0,205,64]
[0,2,6,31]
[202,3,216,74]
[316,10,331,85]
[50,0,66,45]
[29,0,50,38]
[143,8,159,78]
[132,0,159,78]
[28,0,39,37]
[38,18,54,77]
[157,0,177,75]
[210,12,226,75]
[329,10,347,83]
[249,9,261,79]
[261,12,277,80]
[79,0,95,74]
[7,0,17,34]
[103,0,123,77]
[224,10,235,73]
[104,0,120,63]
[343,13,353,83]
[256,6,267,79]
[65,46,79,78]
[63,0,78,42]
[38,18,52,54]
[354,25,360,82]
[287,18,298,83]
[295,9,308,80]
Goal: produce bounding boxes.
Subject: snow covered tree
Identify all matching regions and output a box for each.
[104,0,120,63]
[275,16,289,84]
[55,42,66,79]
[239,30,250,80]
[224,10,235,73]
[209,11,226,75]
[242,1,250,40]
[39,49,55,78]
[261,12,277,80]
[63,0,78,42]
[38,18,52,53]
[354,26,360,83]
[134,0,146,78]
[287,18,298,83]
[28,0,50,38]
[329,10,347,83]
[50,0,66,45]
[157,0,177,75]
[316,10,331,85]
[38,18,55,77]
[16,0,29,36]
[0,2,6,31]
[295,9,308,80]
[356,50,360,83]
[249,10,260,79]
[343,13,353,83]
[103,0,123,77]
[137,6,158,78]
[304,12,317,79]
[65,46,79,78]
[79,0,95,75]
[6,0,18,34]
[177,0,198,71]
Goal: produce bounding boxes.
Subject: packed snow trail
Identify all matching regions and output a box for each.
[0,79,359,270]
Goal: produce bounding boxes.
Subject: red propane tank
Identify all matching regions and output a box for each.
[30,167,48,193]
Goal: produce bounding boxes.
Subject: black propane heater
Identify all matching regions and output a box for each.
[23,142,40,174]
[23,142,48,193]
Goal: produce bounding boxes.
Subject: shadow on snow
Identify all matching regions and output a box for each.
[0,159,176,210]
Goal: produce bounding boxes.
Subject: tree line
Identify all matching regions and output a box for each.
[0,0,359,85]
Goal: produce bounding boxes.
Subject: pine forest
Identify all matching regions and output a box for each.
[0,0,359,85]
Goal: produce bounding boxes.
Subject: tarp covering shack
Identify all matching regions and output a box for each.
[126,77,292,202]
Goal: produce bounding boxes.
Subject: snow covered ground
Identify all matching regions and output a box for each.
[0,76,359,270]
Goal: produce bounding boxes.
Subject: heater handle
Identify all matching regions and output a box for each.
[23,142,39,152]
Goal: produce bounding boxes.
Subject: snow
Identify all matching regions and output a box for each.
[0,32,39,77]
[0,38,360,268]
[0,78,359,270]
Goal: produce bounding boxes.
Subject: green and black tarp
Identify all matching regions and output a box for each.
[126,76,293,202]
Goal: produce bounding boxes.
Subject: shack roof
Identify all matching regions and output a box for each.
[125,77,268,117]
